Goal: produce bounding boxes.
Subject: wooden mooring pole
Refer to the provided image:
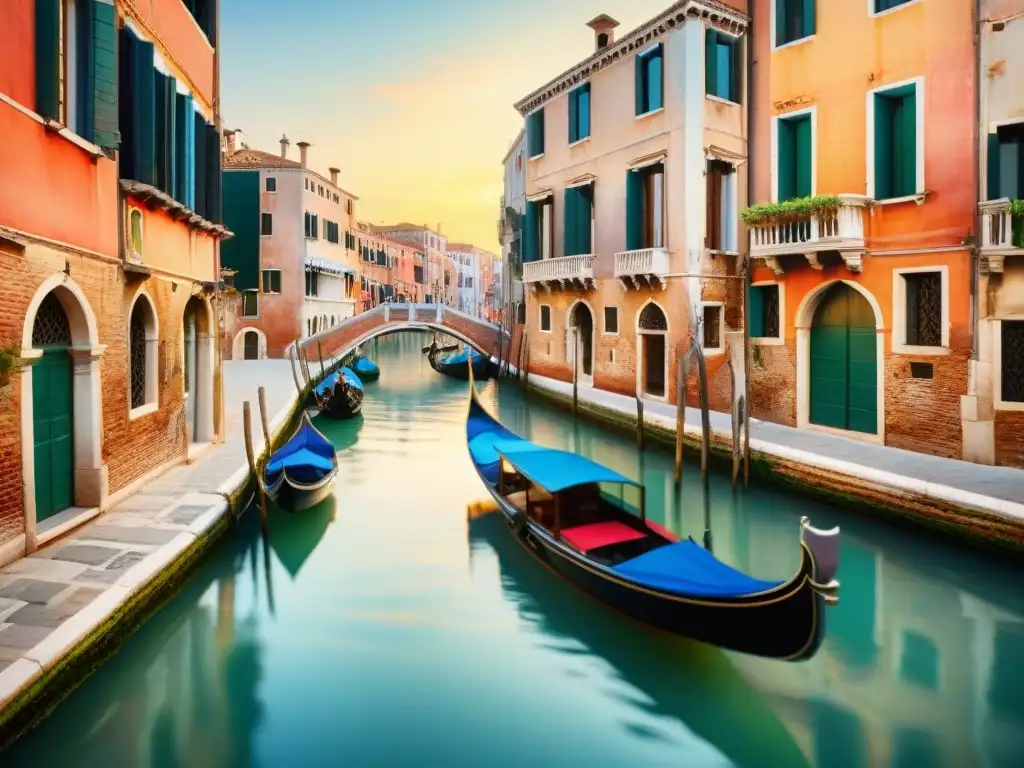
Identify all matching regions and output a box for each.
[635,393,644,451]
[572,328,579,417]
[674,350,685,485]
[242,401,269,529]
[317,340,326,378]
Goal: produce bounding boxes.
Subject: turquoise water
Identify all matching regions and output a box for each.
[6,332,1024,767]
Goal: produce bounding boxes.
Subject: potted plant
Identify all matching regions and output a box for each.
[1011,199,1024,248]
[0,346,21,388]
[741,195,843,228]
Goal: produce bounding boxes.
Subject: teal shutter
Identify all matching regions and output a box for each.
[528,110,545,156]
[648,47,664,111]
[626,170,643,250]
[749,285,765,338]
[776,0,787,47]
[132,37,156,186]
[206,123,222,223]
[635,52,645,115]
[35,0,60,119]
[184,94,195,207]
[778,118,796,201]
[895,91,916,197]
[705,29,719,99]
[563,187,576,256]
[730,38,742,103]
[524,201,539,262]
[804,0,816,37]
[579,85,590,139]
[193,112,207,217]
[91,0,118,148]
[986,133,1002,200]
[154,72,169,191]
[579,184,593,253]
[166,80,177,197]
[174,92,187,201]
[873,94,894,199]
[74,0,95,138]
[795,115,812,197]
[568,88,578,144]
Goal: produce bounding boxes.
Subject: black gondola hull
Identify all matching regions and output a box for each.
[430,354,495,381]
[273,475,336,514]
[318,384,364,419]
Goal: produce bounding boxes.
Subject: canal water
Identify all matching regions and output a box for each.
[6,332,1023,767]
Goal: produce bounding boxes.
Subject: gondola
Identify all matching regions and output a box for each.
[351,355,380,383]
[427,342,494,381]
[312,366,364,419]
[463,363,841,661]
[264,412,339,513]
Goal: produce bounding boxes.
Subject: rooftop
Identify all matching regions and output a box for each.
[222,148,359,200]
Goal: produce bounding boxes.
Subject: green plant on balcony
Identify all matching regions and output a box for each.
[0,346,22,388]
[1010,199,1024,247]
[740,195,843,227]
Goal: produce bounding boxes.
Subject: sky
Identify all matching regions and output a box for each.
[220,0,670,253]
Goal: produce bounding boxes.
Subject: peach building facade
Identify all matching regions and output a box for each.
[516,2,749,407]
[375,223,453,305]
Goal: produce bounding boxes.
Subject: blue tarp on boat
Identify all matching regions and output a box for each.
[443,348,486,366]
[340,366,364,390]
[352,357,379,376]
[613,540,784,598]
[313,371,340,397]
[495,443,642,493]
[266,419,336,485]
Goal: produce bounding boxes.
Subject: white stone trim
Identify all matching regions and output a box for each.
[868,0,923,20]
[700,301,725,356]
[770,105,817,203]
[866,76,926,200]
[602,304,620,336]
[994,317,1024,411]
[751,279,786,345]
[538,303,553,333]
[795,279,886,444]
[635,299,671,401]
[126,288,159,419]
[891,266,950,355]
[770,0,816,51]
[565,298,596,386]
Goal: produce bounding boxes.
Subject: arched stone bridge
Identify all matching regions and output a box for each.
[295,303,511,371]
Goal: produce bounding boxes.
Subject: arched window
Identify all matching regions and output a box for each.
[312,316,319,335]
[639,302,668,332]
[330,315,336,326]
[244,330,259,360]
[129,293,158,416]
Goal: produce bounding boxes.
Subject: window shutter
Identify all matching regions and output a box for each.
[873,94,894,199]
[193,112,208,217]
[74,0,95,139]
[777,118,796,201]
[206,123,221,223]
[132,37,157,186]
[896,90,917,197]
[705,29,719,99]
[579,184,593,253]
[568,88,578,144]
[795,115,812,197]
[749,285,765,338]
[563,187,576,256]
[803,0,816,37]
[634,51,645,115]
[524,201,539,262]
[34,0,61,119]
[154,71,169,192]
[649,46,664,111]
[173,93,186,201]
[986,133,1001,200]
[626,170,643,250]
[730,38,742,104]
[183,94,195,208]
[166,80,178,197]
[579,85,590,140]
[775,0,788,47]
[91,0,119,148]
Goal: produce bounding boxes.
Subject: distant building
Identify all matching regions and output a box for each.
[500,129,527,323]
[356,224,414,309]
[221,135,360,358]
[374,223,452,304]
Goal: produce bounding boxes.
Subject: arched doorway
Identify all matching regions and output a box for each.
[181,296,214,445]
[566,301,594,384]
[183,299,197,437]
[31,293,75,521]
[637,302,668,398]
[809,283,878,434]
[243,330,259,360]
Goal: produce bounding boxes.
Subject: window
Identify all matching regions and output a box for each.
[626,163,665,250]
[635,44,664,116]
[347,199,354,215]
[899,631,939,690]
[775,0,815,47]
[261,269,281,294]
[1000,321,1024,404]
[516,302,526,324]
[324,220,340,244]
[706,159,738,251]
[873,0,914,13]
[988,122,1024,201]
[241,290,258,317]
[568,83,591,143]
[527,108,545,158]
[305,179,309,190]
[304,211,319,239]
[776,111,813,201]
[265,176,277,192]
[604,306,619,334]
[749,284,781,339]
[128,295,158,414]
[702,305,723,350]
[705,31,741,103]
[524,197,554,262]
[872,81,920,200]
[539,304,552,332]
[261,212,273,236]
[128,207,144,263]
[563,184,594,256]
[903,272,942,347]
[305,268,319,297]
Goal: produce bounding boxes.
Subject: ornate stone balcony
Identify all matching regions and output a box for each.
[979,198,1024,274]
[523,254,595,291]
[614,247,669,289]
[749,194,869,275]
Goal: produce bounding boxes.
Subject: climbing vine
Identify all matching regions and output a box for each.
[741,195,843,227]
[0,346,21,388]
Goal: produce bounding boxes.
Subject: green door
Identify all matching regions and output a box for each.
[32,349,75,520]
[809,284,877,434]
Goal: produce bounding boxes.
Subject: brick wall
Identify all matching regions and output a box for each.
[885,352,970,459]
[995,411,1024,468]
[749,340,797,424]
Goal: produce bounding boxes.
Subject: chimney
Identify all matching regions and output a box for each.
[223,129,237,155]
[279,134,290,159]
[328,167,340,186]
[586,14,619,52]
[296,141,310,169]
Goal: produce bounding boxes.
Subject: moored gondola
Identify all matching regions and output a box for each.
[264,412,339,513]
[427,341,494,380]
[313,366,364,419]
[462,364,841,661]
[351,355,380,383]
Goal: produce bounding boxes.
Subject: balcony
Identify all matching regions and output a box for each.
[523,254,595,291]
[747,194,869,275]
[614,247,669,290]
[979,198,1024,274]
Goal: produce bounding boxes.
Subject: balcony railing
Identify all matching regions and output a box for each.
[979,198,1023,274]
[749,194,869,274]
[523,254,595,290]
[614,247,669,290]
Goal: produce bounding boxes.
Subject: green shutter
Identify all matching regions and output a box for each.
[193,112,207,217]
[91,0,118,148]
[174,92,187,201]
[35,0,60,119]
[568,88,578,144]
[626,170,643,250]
[74,0,95,138]
[776,0,788,47]
[795,115,812,197]
[777,117,796,201]
[873,94,894,199]
[579,85,590,139]
[579,184,593,253]
[730,38,742,103]
[563,187,576,256]
[206,123,222,223]
[524,201,539,262]
[528,110,545,156]
[132,37,156,186]
[705,29,719,98]
[986,133,1001,200]
[803,0,816,37]
[635,51,645,115]
[649,47,664,111]
[749,285,765,338]
[154,72,169,191]
[895,90,916,197]
[166,80,177,197]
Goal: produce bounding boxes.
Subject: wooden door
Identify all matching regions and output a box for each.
[643,334,666,397]
[32,350,75,520]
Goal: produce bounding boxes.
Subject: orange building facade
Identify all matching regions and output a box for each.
[747,0,982,460]
[0,0,228,564]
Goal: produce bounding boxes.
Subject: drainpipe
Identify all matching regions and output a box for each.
[213,0,225,441]
[742,0,756,484]
[970,0,982,365]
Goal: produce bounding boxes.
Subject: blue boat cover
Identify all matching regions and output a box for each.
[353,357,379,374]
[340,366,364,390]
[313,370,340,397]
[266,418,336,485]
[266,448,335,474]
[613,539,784,598]
[443,347,486,366]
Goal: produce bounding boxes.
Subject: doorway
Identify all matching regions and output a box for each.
[183,299,198,441]
[638,302,668,398]
[243,330,259,360]
[568,302,594,384]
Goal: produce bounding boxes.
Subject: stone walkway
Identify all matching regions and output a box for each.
[524,373,1024,517]
[0,360,299,708]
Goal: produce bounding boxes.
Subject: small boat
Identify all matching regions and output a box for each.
[428,343,494,381]
[313,366,364,419]
[351,355,380,383]
[264,412,339,513]
[463,365,841,661]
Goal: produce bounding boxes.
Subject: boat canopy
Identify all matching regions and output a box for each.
[495,440,641,493]
[353,357,379,374]
[340,367,364,390]
[443,347,485,366]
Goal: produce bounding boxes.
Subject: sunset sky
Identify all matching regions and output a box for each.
[220,0,670,253]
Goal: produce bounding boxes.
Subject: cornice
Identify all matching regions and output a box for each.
[513,0,748,117]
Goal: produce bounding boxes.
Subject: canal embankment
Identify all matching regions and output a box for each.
[514,370,1024,551]
[0,359,306,749]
